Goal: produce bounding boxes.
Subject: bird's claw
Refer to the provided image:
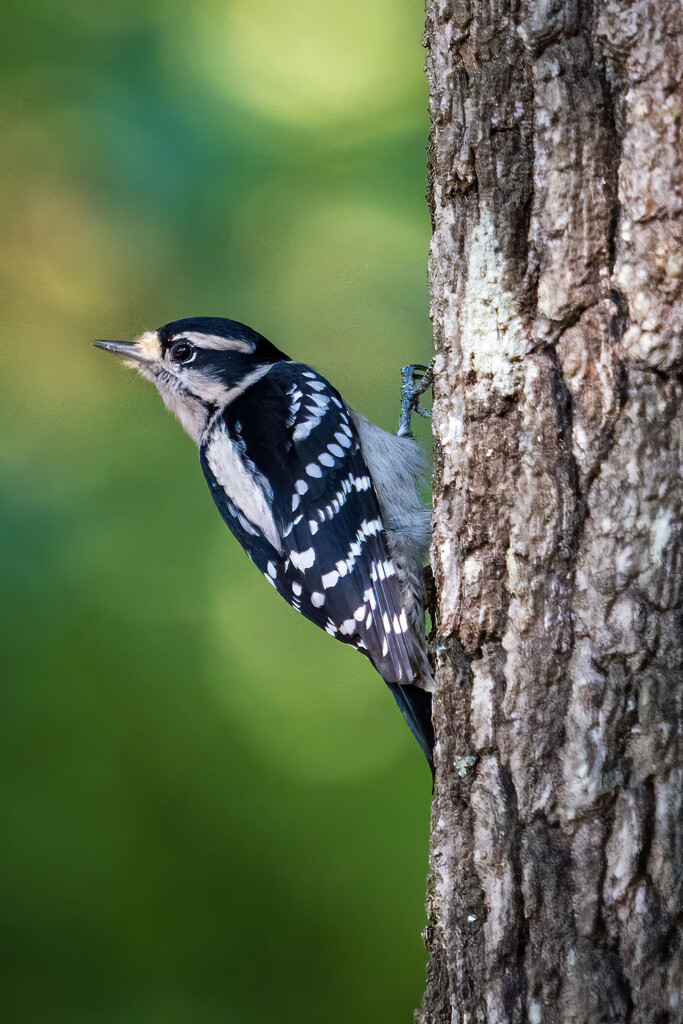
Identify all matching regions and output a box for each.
[398,360,434,437]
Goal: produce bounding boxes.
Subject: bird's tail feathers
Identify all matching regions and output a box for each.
[388,682,434,776]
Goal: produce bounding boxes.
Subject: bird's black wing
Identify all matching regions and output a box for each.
[200,362,425,685]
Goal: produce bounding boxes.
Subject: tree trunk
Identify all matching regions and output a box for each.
[419,2,682,1022]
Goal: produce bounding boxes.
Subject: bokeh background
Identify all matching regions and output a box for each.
[1,2,434,1021]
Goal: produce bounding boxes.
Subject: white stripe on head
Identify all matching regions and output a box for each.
[195,362,273,412]
[154,363,273,445]
[172,331,254,353]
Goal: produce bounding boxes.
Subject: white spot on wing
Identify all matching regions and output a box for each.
[309,394,329,409]
[293,409,326,441]
[321,570,339,590]
[291,547,315,571]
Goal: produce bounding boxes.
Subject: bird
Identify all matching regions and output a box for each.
[94,317,435,770]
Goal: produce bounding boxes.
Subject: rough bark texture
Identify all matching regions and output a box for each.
[419,2,682,1022]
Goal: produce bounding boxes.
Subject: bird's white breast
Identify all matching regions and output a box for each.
[158,384,210,444]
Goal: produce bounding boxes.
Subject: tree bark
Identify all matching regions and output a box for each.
[419,2,682,1022]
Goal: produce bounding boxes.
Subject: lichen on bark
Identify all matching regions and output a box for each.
[419,1,682,1021]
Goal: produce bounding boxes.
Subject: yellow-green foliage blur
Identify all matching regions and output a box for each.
[1,2,434,1021]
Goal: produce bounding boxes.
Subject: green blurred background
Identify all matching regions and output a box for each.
[1,2,434,1020]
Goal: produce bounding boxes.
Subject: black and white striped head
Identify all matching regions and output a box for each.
[94,317,289,443]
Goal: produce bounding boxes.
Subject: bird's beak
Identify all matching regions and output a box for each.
[93,339,148,363]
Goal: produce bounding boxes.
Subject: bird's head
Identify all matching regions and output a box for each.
[94,316,289,442]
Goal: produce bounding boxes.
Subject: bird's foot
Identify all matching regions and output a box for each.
[398,360,434,437]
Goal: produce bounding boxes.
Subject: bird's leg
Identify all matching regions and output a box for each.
[397,359,434,437]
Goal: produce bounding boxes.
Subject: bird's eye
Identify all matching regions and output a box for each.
[170,340,194,364]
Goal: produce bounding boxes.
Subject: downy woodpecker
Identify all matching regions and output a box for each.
[95,318,434,769]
